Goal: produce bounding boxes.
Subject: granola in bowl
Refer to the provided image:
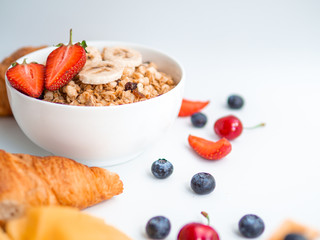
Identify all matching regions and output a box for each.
[5,40,184,166]
[43,46,176,106]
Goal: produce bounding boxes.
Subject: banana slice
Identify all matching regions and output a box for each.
[85,46,102,63]
[78,61,124,84]
[102,47,142,68]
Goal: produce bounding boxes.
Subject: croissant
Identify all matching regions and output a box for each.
[0,46,47,117]
[0,150,123,222]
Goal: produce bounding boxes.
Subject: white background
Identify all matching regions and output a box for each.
[1,0,320,239]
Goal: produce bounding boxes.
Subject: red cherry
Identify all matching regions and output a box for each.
[177,223,219,240]
[177,212,219,240]
[214,115,243,140]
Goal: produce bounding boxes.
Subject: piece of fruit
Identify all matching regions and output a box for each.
[190,172,215,195]
[78,60,124,84]
[5,206,132,240]
[6,59,45,98]
[151,159,174,179]
[227,94,244,109]
[214,115,265,140]
[102,46,142,67]
[188,135,232,160]
[177,212,219,240]
[178,99,209,117]
[146,216,171,239]
[214,115,243,140]
[85,46,102,63]
[284,233,307,240]
[268,219,319,240]
[191,112,207,128]
[124,82,138,91]
[45,29,87,91]
[238,214,265,238]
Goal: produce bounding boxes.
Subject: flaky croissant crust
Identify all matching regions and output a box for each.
[0,150,123,222]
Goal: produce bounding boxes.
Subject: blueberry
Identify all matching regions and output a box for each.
[146,216,171,239]
[238,214,265,238]
[284,233,307,240]
[151,159,173,179]
[227,94,244,109]
[190,172,215,195]
[191,112,207,128]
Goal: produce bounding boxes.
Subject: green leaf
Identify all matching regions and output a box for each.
[80,40,88,53]
[55,43,64,47]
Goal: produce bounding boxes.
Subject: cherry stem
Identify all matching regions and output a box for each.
[244,122,266,130]
[68,29,73,45]
[201,211,210,226]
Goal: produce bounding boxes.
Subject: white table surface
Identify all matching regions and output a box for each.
[1,0,320,239]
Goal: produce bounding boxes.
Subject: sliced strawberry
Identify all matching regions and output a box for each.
[45,29,86,91]
[178,99,210,117]
[6,59,45,98]
[188,135,232,160]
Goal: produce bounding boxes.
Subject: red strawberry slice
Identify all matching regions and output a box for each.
[188,135,232,160]
[6,59,45,98]
[178,99,210,117]
[45,29,86,91]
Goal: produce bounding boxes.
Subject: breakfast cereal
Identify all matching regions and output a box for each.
[43,47,176,106]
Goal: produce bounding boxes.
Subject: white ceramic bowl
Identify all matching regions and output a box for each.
[5,41,184,166]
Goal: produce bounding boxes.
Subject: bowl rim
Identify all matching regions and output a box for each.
[5,41,185,110]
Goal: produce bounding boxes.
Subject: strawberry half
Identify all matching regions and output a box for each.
[188,135,232,160]
[45,29,86,91]
[178,99,210,117]
[6,59,45,98]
